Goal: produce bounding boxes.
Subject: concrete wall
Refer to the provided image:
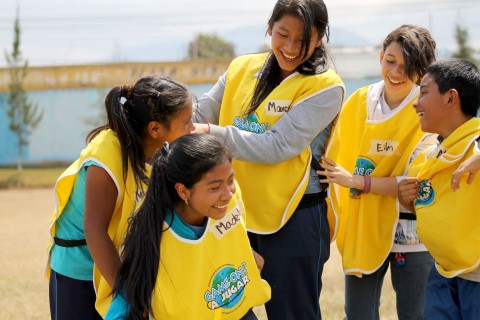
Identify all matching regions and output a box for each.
[0,59,232,92]
[0,53,381,165]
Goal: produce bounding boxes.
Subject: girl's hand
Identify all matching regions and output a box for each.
[318,156,361,189]
[192,123,209,134]
[252,249,264,273]
[451,153,480,191]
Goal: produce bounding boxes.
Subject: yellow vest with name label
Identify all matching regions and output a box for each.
[220,53,344,234]
[151,186,271,319]
[327,85,427,275]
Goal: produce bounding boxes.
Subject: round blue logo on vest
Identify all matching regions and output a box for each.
[415,179,435,206]
[204,263,249,310]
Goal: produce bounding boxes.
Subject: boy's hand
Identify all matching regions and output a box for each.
[398,177,419,213]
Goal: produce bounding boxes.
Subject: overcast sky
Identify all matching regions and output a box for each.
[1,0,479,67]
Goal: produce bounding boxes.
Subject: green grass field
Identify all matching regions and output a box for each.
[0,166,66,189]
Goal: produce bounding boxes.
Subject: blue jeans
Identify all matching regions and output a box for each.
[424,266,480,320]
[249,200,330,320]
[344,251,433,320]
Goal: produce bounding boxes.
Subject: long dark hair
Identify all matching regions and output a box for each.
[245,0,330,116]
[86,76,190,193]
[113,133,233,320]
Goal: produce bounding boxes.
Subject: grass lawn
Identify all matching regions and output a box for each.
[0,166,67,189]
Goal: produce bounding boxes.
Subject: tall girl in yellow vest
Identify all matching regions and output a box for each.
[320,25,437,320]
[104,133,271,320]
[193,1,344,318]
[47,76,194,320]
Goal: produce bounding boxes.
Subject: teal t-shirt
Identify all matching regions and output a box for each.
[50,160,99,280]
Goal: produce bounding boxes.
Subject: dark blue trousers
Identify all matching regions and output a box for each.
[49,270,103,320]
[249,200,330,320]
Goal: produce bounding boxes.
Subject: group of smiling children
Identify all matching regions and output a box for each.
[46,0,479,319]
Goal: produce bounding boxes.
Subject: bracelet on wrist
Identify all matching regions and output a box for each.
[363,175,371,194]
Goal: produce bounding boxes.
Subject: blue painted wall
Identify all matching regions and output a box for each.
[0,80,377,165]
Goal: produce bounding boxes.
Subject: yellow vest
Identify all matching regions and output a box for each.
[220,53,344,233]
[49,130,147,317]
[46,130,143,282]
[151,184,271,319]
[327,85,428,275]
[409,118,480,278]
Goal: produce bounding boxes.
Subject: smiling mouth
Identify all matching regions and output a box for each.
[388,76,405,85]
[417,112,425,118]
[213,204,228,209]
[282,52,298,62]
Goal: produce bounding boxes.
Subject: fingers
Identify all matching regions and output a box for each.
[467,172,477,185]
[321,156,336,166]
[398,177,418,197]
[451,168,464,191]
[252,249,264,273]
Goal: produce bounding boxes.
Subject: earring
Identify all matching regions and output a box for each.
[185,199,189,206]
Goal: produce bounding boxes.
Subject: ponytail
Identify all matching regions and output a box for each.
[85,76,191,194]
[114,147,173,320]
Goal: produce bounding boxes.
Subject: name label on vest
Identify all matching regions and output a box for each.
[368,139,399,156]
[265,100,292,116]
[210,205,242,239]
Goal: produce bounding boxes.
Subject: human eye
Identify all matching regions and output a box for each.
[210,184,221,191]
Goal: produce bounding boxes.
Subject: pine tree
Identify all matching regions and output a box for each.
[4,8,43,172]
[188,33,235,59]
[452,24,477,65]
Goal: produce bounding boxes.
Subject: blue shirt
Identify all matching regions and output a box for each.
[50,160,99,280]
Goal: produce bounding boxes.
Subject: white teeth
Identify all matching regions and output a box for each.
[214,204,228,209]
[388,76,403,84]
[418,112,424,117]
[283,53,297,61]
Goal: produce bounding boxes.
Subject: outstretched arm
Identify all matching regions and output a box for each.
[319,156,398,196]
[451,152,480,191]
[197,87,343,164]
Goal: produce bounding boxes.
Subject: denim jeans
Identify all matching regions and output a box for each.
[249,200,330,320]
[424,266,480,320]
[344,251,434,320]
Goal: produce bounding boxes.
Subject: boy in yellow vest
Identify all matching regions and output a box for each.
[398,58,480,319]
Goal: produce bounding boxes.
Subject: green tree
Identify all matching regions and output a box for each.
[83,88,108,129]
[4,8,43,172]
[188,33,235,59]
[452,23,477,65]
